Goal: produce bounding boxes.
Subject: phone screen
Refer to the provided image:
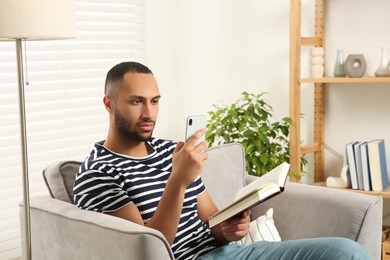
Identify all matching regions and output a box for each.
[185,115,207,145]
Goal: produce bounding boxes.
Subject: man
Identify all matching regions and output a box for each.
[74,61,370,260]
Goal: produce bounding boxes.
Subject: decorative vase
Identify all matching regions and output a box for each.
[375,46,389,77]
[345,54,367,78]
[387,60,390,77]
[333,49,346,77]
[310,47,324,78]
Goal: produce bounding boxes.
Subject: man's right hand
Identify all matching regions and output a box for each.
[171,128,209,188]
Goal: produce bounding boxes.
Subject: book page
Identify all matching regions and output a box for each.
[233,162,290,201]
[209,183,278,220]
[208,163,290,227]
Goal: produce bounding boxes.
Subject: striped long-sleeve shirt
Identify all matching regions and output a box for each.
[73,138,217,259]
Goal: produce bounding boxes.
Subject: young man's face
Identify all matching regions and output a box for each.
[110,72,160,142]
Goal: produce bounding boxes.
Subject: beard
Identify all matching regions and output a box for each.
[114,110,154,142]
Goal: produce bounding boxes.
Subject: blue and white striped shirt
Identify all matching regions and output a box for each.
[73,138,217,259]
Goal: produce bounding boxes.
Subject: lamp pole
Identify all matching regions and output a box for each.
[16,38,32,260]
[0,2,76,258]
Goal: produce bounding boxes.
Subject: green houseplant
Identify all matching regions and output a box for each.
[206,92,306,177]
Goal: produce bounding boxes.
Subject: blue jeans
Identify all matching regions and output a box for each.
[197,237,371,260]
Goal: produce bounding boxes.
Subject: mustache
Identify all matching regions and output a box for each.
[137,119,155,124]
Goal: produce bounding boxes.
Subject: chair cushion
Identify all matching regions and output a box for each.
[236,208,281,245]
[43,161,82,203]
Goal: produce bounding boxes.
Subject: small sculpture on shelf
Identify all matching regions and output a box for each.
[310,47,324,78]
[387,60,390,77]
[326,155,351,188]
[345,54,367,78]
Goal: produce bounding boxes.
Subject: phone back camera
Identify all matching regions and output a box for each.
[189,119,193,125]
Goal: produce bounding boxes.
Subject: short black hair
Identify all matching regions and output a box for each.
[104,61,153,96]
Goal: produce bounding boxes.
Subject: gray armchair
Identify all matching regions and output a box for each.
[20,143,383,259]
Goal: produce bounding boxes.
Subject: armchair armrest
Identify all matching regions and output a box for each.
[246,176,382,260]
[20,195,174,260]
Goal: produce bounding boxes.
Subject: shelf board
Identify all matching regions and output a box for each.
[301,143,320,154]
[300,76,390,83]
[314,182,390,198]
[353,188,390,199]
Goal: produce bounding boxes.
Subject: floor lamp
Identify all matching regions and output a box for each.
[0,1,76,259]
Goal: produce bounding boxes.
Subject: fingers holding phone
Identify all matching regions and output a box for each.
[185,115,208,151]
[170,116,209,187]
[187,128,208,153]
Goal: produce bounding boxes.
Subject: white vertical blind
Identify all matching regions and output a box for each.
[0,0,147,258]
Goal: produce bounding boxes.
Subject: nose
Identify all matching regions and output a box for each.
[141,103,153,119]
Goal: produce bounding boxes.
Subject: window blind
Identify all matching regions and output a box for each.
[0,0,147,258]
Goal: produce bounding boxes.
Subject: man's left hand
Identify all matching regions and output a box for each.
[220,209,251,242]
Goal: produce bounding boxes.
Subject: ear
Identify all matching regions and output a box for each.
[103,96,113,112]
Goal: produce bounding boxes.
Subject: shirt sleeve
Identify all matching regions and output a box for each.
[195,175,206,195]
[73,169,133,213]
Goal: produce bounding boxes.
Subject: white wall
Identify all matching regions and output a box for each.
[145,0,390,222]
[146,0,291,142]
[146,0,390,178]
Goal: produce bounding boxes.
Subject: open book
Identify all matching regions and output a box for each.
[207,162,290,228]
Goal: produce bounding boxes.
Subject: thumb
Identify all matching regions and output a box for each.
[243,209,251,217]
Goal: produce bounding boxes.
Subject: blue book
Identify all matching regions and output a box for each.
[367,139,389,192]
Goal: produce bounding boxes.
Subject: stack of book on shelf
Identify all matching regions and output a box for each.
[346,139,389,192]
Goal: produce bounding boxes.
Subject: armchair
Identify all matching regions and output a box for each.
[20,143,382,259]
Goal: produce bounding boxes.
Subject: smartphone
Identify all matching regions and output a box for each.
[185,115,207,145]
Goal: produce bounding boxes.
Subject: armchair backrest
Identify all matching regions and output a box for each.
[42,143,248,210]
[201,143,247,209]
[43,160,81,203]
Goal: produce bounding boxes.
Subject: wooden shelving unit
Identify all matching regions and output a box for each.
[289,0,390,197]
[289,0,327,183]
[315,182,390,198]
[301,77,390,84]
[354,187,390,199]
[345,188,390,199]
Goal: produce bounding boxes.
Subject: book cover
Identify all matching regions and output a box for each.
[368,139,389,192]
[354,142,364,190]
[346,141,359,190]
[207,162,290,228]
[378,140,389,191]
[359,142,372,191]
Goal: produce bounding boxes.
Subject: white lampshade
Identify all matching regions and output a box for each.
[0,0,77,40]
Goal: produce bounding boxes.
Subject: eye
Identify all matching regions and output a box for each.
[151,98,160,105]
[130,99,142,105]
